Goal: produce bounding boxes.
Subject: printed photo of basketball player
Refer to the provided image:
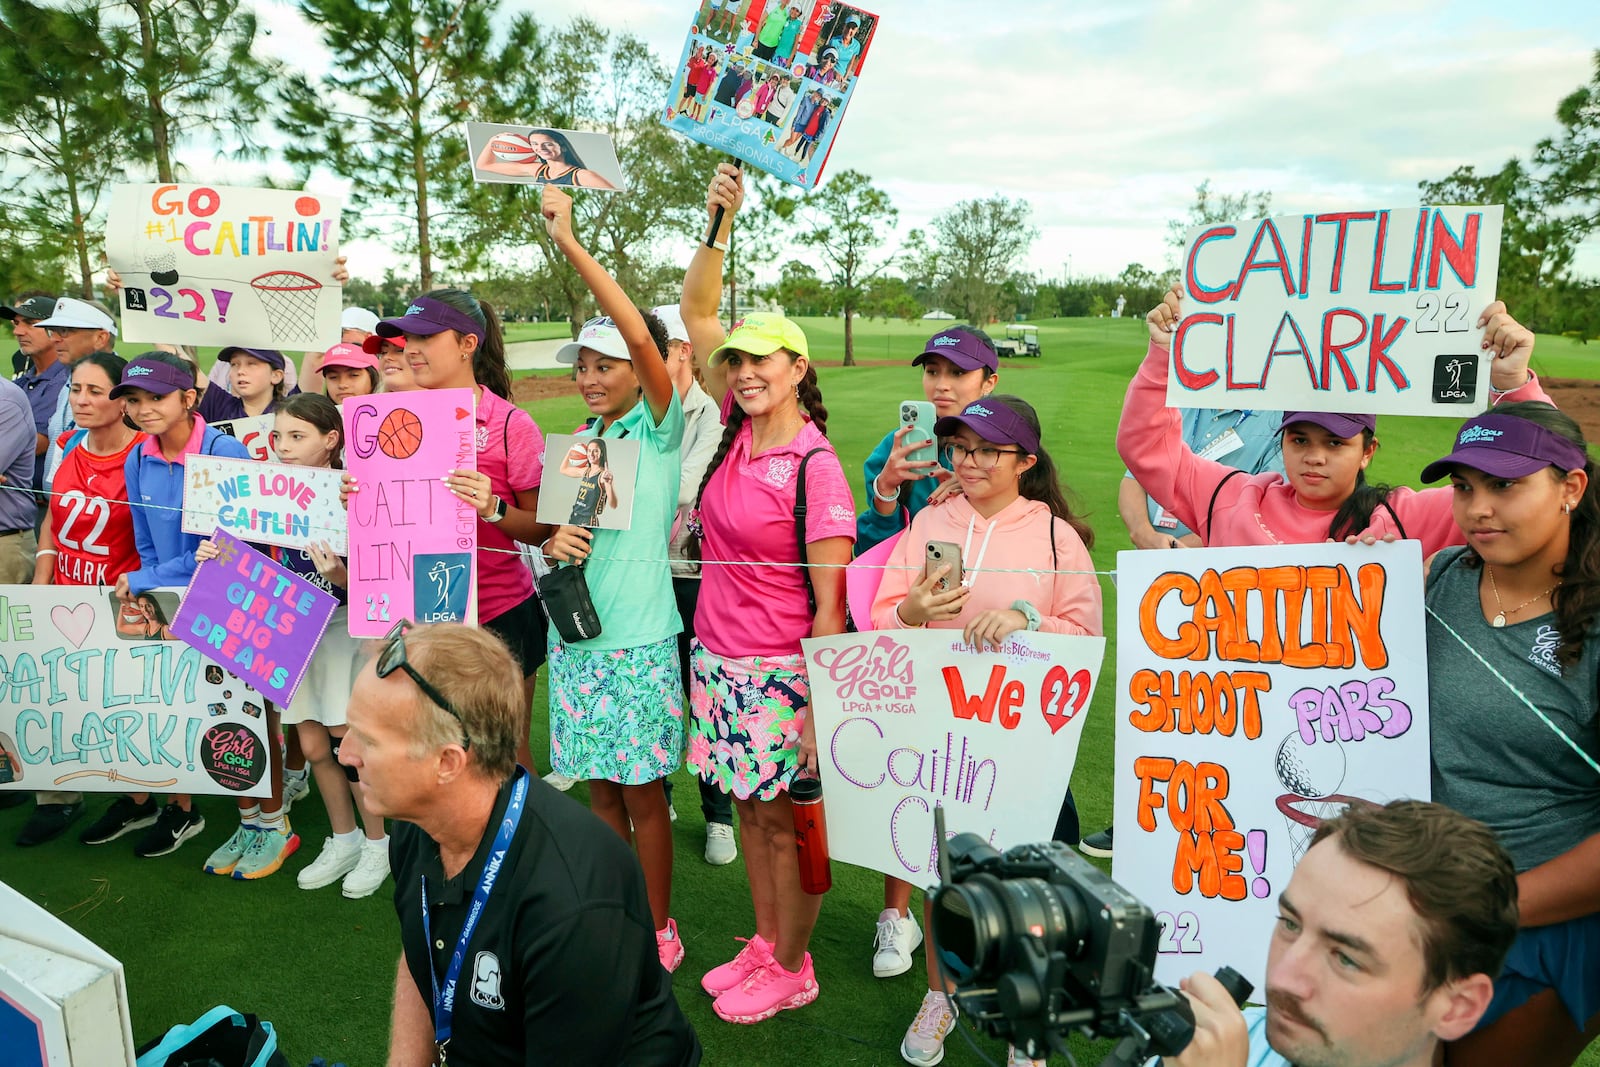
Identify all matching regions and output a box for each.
[111,591,178,641]
[466,123,627,191]
[534,433,643,533]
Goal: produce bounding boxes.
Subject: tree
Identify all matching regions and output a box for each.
[768,260,834,318]
[101,0,282,183]
[1031,285,1059,320]
[278,0,508,291]
[1165,179,1273,259]
[927,196,1038,325]
[1535,49,1600,238]
[861,276,923,322]
[0,0,129,296]
[792,169,897,365]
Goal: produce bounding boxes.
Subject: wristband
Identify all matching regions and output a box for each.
[872,475,898,504]
[36,549,58,556]
[1011,598,1042,631]
[708,236,729,253]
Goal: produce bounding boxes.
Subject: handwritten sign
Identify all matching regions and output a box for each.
[1169,206,1503,416]
[105,183,343,347]
[171,531,337,707]
[0,587,272,798]
[536,433,641,531]
[803,628,1105,884]
[1112,541,1431,990]
[662,1,879,189]
[183,455,347,553]
[343,389,477,636]
[210,415,278,462]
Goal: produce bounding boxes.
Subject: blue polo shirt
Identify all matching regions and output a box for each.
[0,377,40,531]
[15,358,67,491]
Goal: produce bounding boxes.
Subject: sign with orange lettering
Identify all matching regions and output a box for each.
[1112,541,1430,990]
[803,628,1105,884]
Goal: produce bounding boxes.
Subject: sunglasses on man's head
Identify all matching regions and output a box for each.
[377,619,471,751]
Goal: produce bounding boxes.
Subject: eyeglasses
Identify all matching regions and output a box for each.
[941,443,1025,470]
[377,619,471,750]
[45,326,91,338]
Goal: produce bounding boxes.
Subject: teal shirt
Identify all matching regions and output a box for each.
[855,427,948,553]
[562,393,685,651]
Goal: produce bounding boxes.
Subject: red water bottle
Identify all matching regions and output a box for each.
[790,774,832,894]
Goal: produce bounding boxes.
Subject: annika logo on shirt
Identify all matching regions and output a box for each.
[811,634,916,713]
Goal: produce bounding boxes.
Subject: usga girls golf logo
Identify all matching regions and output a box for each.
[811,635,916,712]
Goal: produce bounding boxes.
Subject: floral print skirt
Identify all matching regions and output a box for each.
[686,638,810,802]
[548,634,684,785]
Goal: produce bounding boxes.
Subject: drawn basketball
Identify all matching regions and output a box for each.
[377,408,424,460]
[488,132,539,163]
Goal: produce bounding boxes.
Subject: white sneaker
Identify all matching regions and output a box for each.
[542,770,577,792]
[342,839,390,898]
[704,822,737,865]
[873,907,923,977]
[1007,1044,1046,1066]
[297,836,362,890]
[901,989,957,1065]
[282,771,311,813]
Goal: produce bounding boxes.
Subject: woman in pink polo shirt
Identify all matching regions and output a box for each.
[369,291,552,770]
[681,163,855,1026]
[869,394,1101,1067]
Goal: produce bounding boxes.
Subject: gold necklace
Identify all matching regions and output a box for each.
[1486,564,1558,628]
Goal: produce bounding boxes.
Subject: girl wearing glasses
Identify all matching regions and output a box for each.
[867,395,1101,1067]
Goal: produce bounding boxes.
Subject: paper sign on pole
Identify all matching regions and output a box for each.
[105,183,343,348]
[804,629,1105,885]
[342,389,477,636]
[171,530,339,707]
[183,455,347,554]
[1112,541,1431,990]
[1169,205,1503,416]
[662,1,879,189]
[0,587,273,798]
[210,415,278,462]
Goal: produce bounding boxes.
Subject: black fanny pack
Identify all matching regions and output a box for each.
[538,564,602,643]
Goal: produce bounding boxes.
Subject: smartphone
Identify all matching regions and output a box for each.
[925,540,964,593]
[899,401,938,466]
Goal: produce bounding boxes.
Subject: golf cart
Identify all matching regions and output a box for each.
[994,323,1042,358]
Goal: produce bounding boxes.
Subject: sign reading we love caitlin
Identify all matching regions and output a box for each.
[802,629,1105,886]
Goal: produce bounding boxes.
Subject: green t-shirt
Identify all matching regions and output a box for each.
[561,392,685,651]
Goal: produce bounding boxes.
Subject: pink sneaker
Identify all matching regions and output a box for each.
[701,935,772,997]
[712,953,818,1024]
[657,919,685,973]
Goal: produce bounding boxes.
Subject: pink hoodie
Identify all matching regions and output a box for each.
[1117,341,1551,549]
[870,494,1102,636]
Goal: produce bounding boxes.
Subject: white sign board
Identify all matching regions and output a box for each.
[804,628,1105,885]
[1169,205,1502,416]
[183,455,348,554]
[1113,541,1431,990]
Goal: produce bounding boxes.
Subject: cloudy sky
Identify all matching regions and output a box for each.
[253,0,1600,283]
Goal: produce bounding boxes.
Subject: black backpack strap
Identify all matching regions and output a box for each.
[1204,469,1245,543]
[1379,498,1407,540]
[795,448,828,615]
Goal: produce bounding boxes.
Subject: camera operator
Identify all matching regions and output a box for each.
[1162,801,1517,1067]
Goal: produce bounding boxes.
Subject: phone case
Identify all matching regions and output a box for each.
[900,401,938,466]
[925,541,963,593]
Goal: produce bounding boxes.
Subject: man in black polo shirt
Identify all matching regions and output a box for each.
[339,622,701,1067]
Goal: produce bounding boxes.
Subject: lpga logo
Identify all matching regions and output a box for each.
[1528,625,1563,678]
[812,635,916,704]
[1458,425,1504,446]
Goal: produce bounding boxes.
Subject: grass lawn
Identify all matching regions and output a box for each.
[3,316,1596,1066]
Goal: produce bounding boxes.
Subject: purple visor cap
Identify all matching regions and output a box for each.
[1278,411,1377,439]
[109,356,195,399]
[1421,412,1590,483]
[376,296,483,341]
[218,346,287,370]
[913,328,998,374]
[933,398,1041,456]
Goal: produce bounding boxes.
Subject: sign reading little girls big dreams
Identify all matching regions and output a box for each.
[105,183,343,348]
[0,587,273,799]
[1170,205,1503,416]
[803,629,1105,885]
[1113,541,1431,991]
[342,390,478,636]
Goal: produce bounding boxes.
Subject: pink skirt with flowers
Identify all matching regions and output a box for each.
[687,639,810,802]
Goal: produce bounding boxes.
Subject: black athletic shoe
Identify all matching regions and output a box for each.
[1078,825,1114,859]
[133,804,205,858]
[16,803,83,847]
[79,796,160,845]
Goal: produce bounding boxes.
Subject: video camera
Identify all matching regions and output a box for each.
[930,822,1251,1066]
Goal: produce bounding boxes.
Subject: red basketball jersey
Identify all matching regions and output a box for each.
[49,431,146,587]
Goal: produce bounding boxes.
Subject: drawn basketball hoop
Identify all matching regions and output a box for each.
[250,270,323,345]
[1276,793,1374,864]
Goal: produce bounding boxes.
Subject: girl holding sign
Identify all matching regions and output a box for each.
[367,289,550,772]
[681,163,855,1024]
[538,185,688,973]
[1414,403,1600,1067]
[869,395,1101,1067]
[1121,284,1548,549]
[110,352,263,862]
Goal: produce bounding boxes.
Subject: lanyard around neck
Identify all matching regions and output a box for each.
[420,766,529,1050]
